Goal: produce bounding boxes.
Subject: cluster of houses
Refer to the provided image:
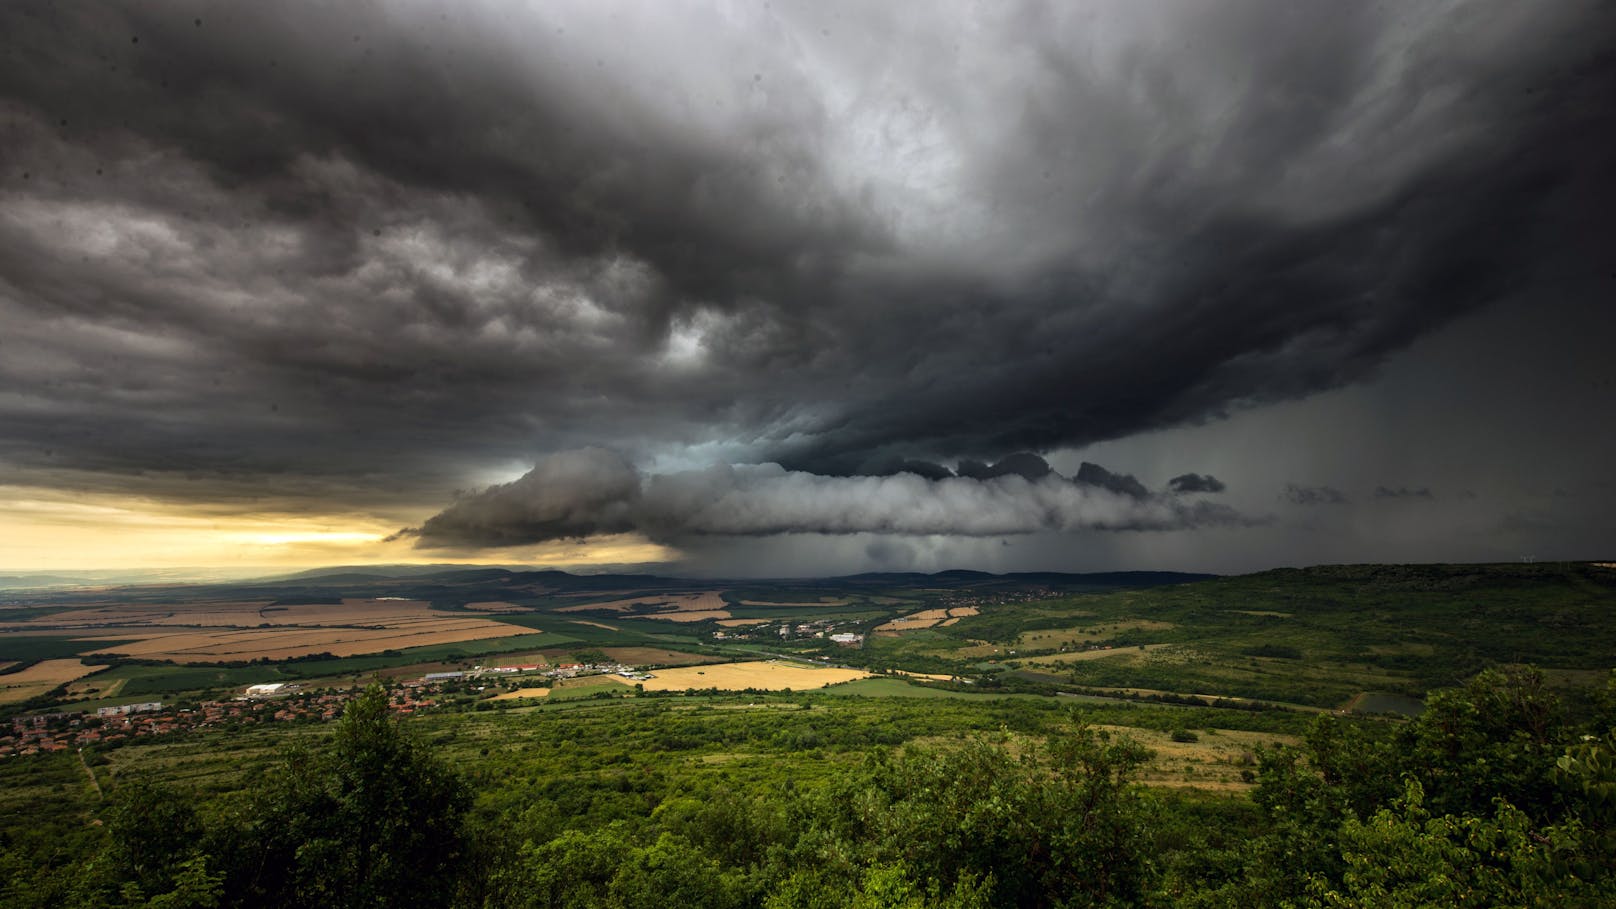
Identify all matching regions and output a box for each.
[96,701,162,717]
[714,619,864,645]
[409,659,654,687]
[3,704,193,756]
[3,656,698,759]
[938,588,1047,609]
[1,684,443,759]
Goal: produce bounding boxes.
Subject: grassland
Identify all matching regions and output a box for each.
[861,562,1616,708]
[821,677,1038,700]
[490,687,551,701]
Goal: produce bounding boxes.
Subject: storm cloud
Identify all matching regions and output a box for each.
[1284,484,1351,507]
[1375,486,1435,500]
[1,1,1612,500]
[1168,474,1227,495]
[404,450,1252,549]
[0,1,1612,570]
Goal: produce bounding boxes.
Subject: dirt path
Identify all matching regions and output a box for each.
[78,748,103,800]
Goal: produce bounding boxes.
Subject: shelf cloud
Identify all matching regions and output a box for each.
[399,450,1254,549]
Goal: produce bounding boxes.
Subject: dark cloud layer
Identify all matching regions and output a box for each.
[1284,484,1350,507]
[0,1,1613,565]
[1376,486,1434,500]
[402,450,1253,549]
[1073,463,1150,500]
[1168,474,1227,495]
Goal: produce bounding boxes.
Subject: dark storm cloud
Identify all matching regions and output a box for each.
[1168,474,1227,495]
[404,450,1254,548]
[957,453,1054,482]
[0,0,1612,521]
[388,449,640,547]
[1073,463,1150,500]
[1284,484,1350,506]
[1375,486,1434,500]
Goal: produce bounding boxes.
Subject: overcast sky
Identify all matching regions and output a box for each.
[2,0,1612,577]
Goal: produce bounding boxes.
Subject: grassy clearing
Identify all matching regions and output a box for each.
[1344,692,1425,716]
[818,678,1028,699]
[1023,643,1172,665]
[490,687,552,701]
[1054,645,1415,708]
[1092,723,1299,791]
[1014,620,1177,650]
[547,675,634,700]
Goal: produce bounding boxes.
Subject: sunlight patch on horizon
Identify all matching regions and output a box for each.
[0,487,679,572]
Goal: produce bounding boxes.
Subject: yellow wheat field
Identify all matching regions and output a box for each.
[874,608,952,632]
[0,659,107,704]
[462,601,527,613]
[82,621,542,663]
[648,610,733,623]
[555,591,731,620]
[637,660,870,692]
[6,596,542,664]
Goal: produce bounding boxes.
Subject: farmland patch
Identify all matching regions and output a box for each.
[0,659,106,703]
[638,660,871,692]
[491,687,551,701]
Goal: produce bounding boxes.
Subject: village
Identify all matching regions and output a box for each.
[0,657,653,758]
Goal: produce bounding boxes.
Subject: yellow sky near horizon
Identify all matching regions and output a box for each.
[0,486,677,572]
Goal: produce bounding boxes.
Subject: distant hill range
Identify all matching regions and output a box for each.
[248,566,1215,595]
[0,563,1217,603]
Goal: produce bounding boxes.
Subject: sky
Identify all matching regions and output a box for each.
[2,0,1613,578]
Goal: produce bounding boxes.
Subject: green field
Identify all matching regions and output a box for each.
[847,562,1616,708]
[0,635,137,663]
[821,677,1041,700]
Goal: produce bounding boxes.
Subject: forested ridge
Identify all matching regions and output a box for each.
[2,666,1612,908]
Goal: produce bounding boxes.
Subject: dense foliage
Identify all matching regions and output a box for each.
[2,666,1613,908]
